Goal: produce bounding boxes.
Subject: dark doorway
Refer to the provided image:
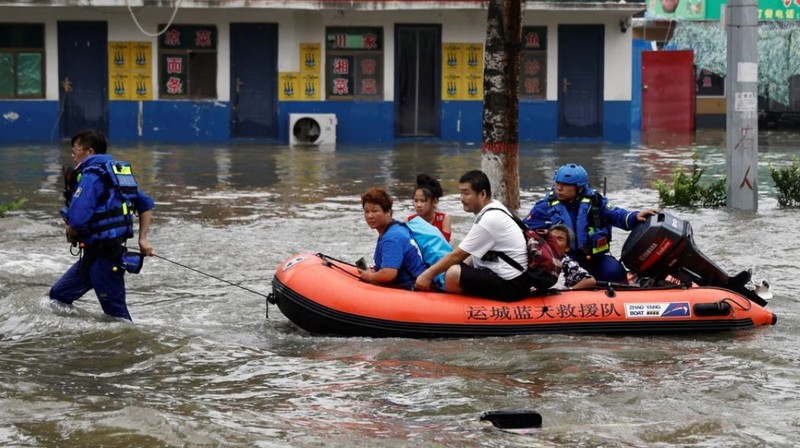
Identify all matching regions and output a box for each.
[230,23,278,139]
[558,25,604,138]
[57,21,108,139]
[395,24,440,137]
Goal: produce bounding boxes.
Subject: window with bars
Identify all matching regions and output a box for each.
[325,27,384,100]
[158,24,217,99]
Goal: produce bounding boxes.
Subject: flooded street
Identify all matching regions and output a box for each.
[1,131,799,447]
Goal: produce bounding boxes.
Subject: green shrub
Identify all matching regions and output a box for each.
[770,158,800,207]
[0,198,27,217]
[654,156,726,207]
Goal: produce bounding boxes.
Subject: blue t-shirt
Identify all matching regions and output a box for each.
[374,221,427,290]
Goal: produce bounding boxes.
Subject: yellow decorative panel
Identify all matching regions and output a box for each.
[300,43,321,74]
[109,72,131,100]
[279,72,300,101]
[300,72,320,100]
[442,43,483,101]
[109,42,152,100]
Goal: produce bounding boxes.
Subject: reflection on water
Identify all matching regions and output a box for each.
[4,129,794,225]
[1,130,800,446]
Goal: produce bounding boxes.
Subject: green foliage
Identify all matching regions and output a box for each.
[0,198,27,217]
[770,158,800,207]
[654,157,726,208]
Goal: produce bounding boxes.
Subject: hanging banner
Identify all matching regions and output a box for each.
[704,0,800,20]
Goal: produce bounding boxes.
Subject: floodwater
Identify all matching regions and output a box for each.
[1,130,799,447]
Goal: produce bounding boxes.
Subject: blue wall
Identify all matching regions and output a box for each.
[440,101,482,142]
[520,101,559,142]
[1,98,633,144]
[111,101,231,142]
[604,101,633,143]
[0,101,60,142]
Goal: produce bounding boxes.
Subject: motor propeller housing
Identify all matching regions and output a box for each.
[620,212,769,306]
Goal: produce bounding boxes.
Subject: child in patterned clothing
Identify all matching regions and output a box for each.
[549,224,596,290]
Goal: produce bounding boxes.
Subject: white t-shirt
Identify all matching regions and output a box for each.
[459,201,528,280]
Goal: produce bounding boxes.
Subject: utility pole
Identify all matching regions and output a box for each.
[482,0,524,210]
[725,0,759,211]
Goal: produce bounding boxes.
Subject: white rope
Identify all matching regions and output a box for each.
[125,0,183,38]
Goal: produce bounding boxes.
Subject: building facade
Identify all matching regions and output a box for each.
[0,0,644,144]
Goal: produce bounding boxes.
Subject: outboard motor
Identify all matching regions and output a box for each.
[621,212,768,306]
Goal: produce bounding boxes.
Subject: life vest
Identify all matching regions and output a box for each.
[67,160,139,245]
[544,188,612,257]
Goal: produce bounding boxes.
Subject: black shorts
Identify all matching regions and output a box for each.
[458,263,530,302]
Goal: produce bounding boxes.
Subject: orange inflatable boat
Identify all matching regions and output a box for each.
[268,252,776,338]
[269,213,777,338]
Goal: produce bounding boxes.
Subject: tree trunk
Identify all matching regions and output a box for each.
[481,0,523,211]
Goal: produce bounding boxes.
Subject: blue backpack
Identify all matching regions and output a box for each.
[405,216,452,290]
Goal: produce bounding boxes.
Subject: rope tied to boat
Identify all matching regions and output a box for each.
[316,253,362,280]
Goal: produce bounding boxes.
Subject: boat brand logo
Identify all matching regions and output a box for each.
[638,238,674,272]
[283,256,307,271]
[625,302,691,318]
[637,242,658,262]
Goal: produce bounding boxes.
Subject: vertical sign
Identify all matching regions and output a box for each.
[162,54,187,97]
[131,42,152,100]
[520,27,547,100]
[328,54,354,98]
[442,43,463,100]
[109,42,131,100]
[356,55,381,98]
[300,43,321,100]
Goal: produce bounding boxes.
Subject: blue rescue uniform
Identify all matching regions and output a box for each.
[522,187,641,282]
[49,154,155,320]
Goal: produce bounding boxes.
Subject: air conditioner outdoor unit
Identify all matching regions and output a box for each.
[289,113,337,146]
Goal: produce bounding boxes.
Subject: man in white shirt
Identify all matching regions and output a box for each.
[414,170,531,301]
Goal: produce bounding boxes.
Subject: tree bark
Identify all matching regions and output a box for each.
[481,0,523,211]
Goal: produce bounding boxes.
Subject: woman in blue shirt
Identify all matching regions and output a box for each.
[359,187,426,290]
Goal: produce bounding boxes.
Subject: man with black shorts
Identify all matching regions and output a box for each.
[414,170,530,301]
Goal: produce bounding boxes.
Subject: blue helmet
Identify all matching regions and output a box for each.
[554,164,588,189]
